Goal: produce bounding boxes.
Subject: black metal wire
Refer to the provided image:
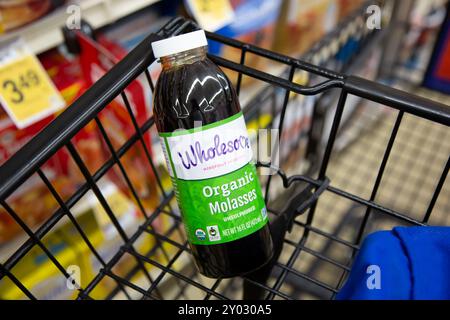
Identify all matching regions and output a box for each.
[0,116,156,288]
[80,192,174,298]
[0,263,36,300]
[0,199,86,297]
[36,168,133,299]
[235,45,248,96]
[423,155,450,223]
[354,111,405,244]
[264,65,297,203]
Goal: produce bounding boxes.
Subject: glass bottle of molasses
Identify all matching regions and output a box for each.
[152,30,273,278]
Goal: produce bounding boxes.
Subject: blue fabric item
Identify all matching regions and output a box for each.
[337,226,450,300]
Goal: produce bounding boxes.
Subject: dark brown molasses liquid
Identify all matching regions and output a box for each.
[153,46,273,278]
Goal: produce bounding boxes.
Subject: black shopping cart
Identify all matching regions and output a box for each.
[0,15,449,300]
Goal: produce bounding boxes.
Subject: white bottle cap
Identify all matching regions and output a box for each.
[151,30,208,59]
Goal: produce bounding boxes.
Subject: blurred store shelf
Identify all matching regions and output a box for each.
[0,0,160,55]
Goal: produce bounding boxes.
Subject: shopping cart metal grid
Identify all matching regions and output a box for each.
[0,14,449,300]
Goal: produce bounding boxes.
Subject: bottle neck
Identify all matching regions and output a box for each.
[160,46,207,70]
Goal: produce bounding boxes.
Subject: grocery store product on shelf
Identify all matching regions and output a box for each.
[183,0,235,32]
[0,172,75,244]
[0,180,174,299]
[423,2,450,94]
[0,46,111,244]
[65,181,160,298]
[337,0,364,22]
[99,3,172,53]
[274,71,314,164]
[45,53,106,185]
[0,30,162,245]
[0,109,52,166]
[208,0,282,87]
[274,0,338,56]
[0,50,86,244]
[40,48,87,104]
[0,209,103,299]
[76,32,159,212]
[40,48,104,184]
[0,0,66,32]
[152,30,273,278]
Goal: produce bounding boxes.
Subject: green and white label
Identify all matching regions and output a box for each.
[160,112,268,245]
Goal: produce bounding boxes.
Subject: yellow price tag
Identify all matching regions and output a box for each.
[0,40,65,129]
[186,0,235,31]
